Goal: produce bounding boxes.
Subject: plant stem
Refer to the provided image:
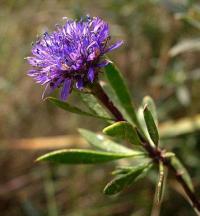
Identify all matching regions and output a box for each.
[143,140,200,214]
[91,82,200,214]
[167,162,200,214]
[90,82,124,121]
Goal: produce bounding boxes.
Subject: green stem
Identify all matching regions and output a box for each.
[91,81,200,215]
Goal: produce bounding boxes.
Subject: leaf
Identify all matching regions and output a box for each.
[112,166,135,176]
[155,162,167,205]
[104,62,138,125]
[104,163,152,195]
[176,85,190,106]
[103,121,141,145]
[159,114,200,139]
[137,106,150,141]
[143,105,159,146]
[169,38,200,57]
[170,156,194,191]
[79,129,144,155]
[163,152,175,158]
[36,149,136,164]
[142,96,158,126]
[47,97,111,120]
[178,6,200,30]
[77,92,112,120]
[151,162,167,216]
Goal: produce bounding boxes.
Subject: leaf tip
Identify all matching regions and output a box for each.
[35,156,43,163]
[103,185,114,196]
[46,96,55,102]
[35,153,50,162]
[78,128,86,135]
[143,104,148,111]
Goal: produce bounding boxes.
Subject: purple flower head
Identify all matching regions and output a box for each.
[27,16,123,100]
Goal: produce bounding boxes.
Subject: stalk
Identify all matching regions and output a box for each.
[90,82,124,121]
[91,81,200,215]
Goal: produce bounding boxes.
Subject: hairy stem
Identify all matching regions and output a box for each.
[92,82,200,214]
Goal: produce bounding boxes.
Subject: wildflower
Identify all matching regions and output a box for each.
[27,16,123,100]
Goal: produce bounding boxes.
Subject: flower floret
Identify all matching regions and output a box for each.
[27,16,123,100]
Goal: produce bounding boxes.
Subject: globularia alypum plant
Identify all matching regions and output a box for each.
[27,16,200,215]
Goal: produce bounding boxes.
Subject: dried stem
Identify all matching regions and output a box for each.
[91,82,200,215]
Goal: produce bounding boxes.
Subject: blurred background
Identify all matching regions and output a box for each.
[0,0,200,215]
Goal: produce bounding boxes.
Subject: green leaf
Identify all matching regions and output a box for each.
[104,62,138,125]
[104,163,152,195]
[163,152,175,158]
[103,121,141,146]
[36,149,136,164]
[137,106,150,141]
[178,6,200,30]
[47,97,111,120]
[142,96,158,126]
[155,162,167,205]
[77,92,112,120]
[159,114,200,139]
[170,156,194,191]
[112,166,135,176]
[151,162,167,216]
[143,105,159,146]
[79,129,144,155]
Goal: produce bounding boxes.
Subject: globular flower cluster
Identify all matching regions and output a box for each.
[27,16,123,100]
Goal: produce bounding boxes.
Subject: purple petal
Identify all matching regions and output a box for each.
[69,53,77,61]
[51,77,63,89]
[41,78,62,100]
[27,69,37,77]
[87,52,96,61]
[105,40,123,53]
[88,67,95,83]
[41,77,63,100]
[93,21,103,33]
[27,16,123,101]
[76,78,84,89]
[26,57,38,66]
[60,79,72,101]
[36,75,50,85]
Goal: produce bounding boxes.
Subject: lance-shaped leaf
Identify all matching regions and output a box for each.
[78,129,144,155]
[155,162,167,205]
[36,149,137,164]
[112,166,136,176]
[178,6,200,30]
[77,92,111,120]
[151,162,167,216]
[47,97,111,120]
[142,96,158,127]
[104,163,152,195]
[170,156,194,191]
[137,106,150,141]
[143,105,159,146]
[159,114,200,139]
[103,121,141,146]
[104,62,138,125]
[169,38,200,57]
